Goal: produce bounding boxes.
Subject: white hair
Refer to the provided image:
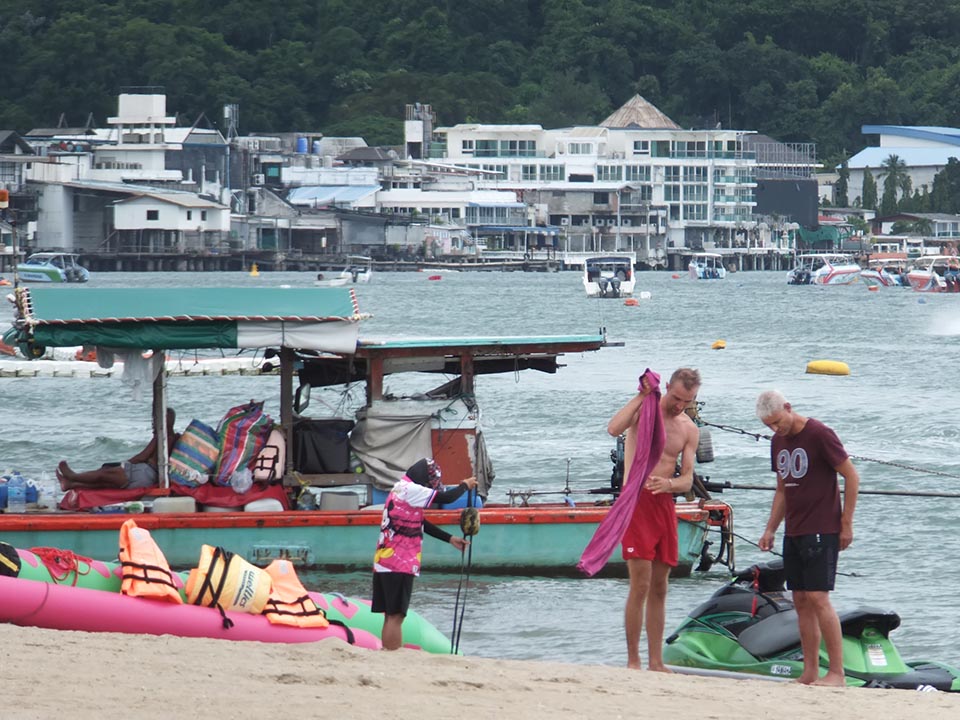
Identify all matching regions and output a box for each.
[756,390,788,420]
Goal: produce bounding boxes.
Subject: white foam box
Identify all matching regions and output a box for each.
[319,491,359,511]
[151,496,197,513]
[244,498,285,512]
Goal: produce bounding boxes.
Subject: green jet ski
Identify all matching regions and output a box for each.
[663,559,960,690]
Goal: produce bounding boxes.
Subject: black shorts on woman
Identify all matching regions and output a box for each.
[371,572,415,616]
[782,533,839,591]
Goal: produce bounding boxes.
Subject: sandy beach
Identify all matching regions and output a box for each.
[2,625,957,720]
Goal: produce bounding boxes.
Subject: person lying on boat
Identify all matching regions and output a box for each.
[372,458,477,650]
[56,408,180,491]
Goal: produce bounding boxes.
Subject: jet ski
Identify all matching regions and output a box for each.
[663,559,960,690]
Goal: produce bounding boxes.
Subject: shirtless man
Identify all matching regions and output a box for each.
[57,408,179,490]
[607,368,701,671]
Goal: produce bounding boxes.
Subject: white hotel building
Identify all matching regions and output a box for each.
[415,96,768,266]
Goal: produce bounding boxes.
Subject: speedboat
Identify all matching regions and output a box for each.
[340,256,373,284]
[860,258,908,288]
[313,273,350,287]
[663,559,960,690]
[583,256,636,298]
[688,252,727,280]
[905,255,960,292]
[786,253,861,285]
[17,252,89,283]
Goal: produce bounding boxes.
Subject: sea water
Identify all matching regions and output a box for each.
[1,269,959,667]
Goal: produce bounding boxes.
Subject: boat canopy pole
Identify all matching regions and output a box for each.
[153,353,170,489]
[280,347,294,481]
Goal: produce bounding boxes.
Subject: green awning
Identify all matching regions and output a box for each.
[12,286,364,354]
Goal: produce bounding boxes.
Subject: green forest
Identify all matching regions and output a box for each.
[3,0,960,170]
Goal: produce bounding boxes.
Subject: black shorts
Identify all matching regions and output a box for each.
[783,533,839,592]
[371,572,414,616]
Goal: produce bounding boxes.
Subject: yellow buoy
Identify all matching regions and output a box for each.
[711,340,726,350]
[806,360,850,376]
[249,263,260,277]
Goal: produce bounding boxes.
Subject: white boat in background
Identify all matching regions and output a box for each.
[860,258,908,288]
[905,255,960,293]
[688,252,727,280]
[313,273,350,288]
[786,253,861,285]
[17,253,89,283]
[341,255,373,284]
[583,256,636,298]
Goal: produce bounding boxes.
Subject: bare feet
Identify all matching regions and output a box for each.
[796,674,818,685]
[647,663,673,673]
[56,461,75,490]
[812,672,846,687]
[627,660,642,670]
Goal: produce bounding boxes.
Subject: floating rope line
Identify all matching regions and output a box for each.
[700,419,960,480]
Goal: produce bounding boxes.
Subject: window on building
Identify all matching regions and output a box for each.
[664,184,681,202]
[685,166,708,182]
[568,142,594,155]
[633,140,650,155]
[476,140,498,157]
[505,140,536,157]
[521,164,538,181]
[685,204,708,220]
[593,192,610,205]
[665,166,681,182]
[146,209,158,220]
[597,165,623,181]
[540,165,565,181]
[201,211,207,221]
[186,210,192,221]
[625,165,651,182]
[462,139,475,155]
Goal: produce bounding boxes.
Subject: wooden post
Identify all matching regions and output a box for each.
[153,353,169,488]
[280,347,294,479]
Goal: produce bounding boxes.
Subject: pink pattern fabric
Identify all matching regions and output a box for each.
[577,368,666,576]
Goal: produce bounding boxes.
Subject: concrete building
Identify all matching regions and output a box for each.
[846,126,960,205]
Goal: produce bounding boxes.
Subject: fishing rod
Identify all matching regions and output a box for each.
[703,479,960,500]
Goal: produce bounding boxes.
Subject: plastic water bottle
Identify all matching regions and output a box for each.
[7,471,27,513]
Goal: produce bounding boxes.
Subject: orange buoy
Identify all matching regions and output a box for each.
[867,285,879,292]
[624,298,639,306]
[711,340,726,350]
[428,275,442,281]
[0,278,11,286]
[672,273,681,279]
[75,347,97,362]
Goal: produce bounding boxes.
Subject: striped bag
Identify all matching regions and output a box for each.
[213,401,272,486]
[169,420,221,487]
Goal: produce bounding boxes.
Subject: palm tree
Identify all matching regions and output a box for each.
[878,154,912,213]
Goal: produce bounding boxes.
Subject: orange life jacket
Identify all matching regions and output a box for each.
[118,519,182,604]
[262,559,329,628]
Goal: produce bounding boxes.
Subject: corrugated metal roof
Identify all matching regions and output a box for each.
[846,147,960,169]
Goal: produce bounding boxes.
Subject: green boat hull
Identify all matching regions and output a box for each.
[0,504,717,578]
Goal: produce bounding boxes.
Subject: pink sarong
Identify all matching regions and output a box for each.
[577,368,666,576]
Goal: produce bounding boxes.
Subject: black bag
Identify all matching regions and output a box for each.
[293,418,354,474]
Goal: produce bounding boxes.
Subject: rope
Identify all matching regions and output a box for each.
[726,530,860,578]
[29,547,94,586]
[450,489,477,655]
[700,419,960,480]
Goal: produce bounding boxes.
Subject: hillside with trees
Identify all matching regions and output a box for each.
[3,0,960,171]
